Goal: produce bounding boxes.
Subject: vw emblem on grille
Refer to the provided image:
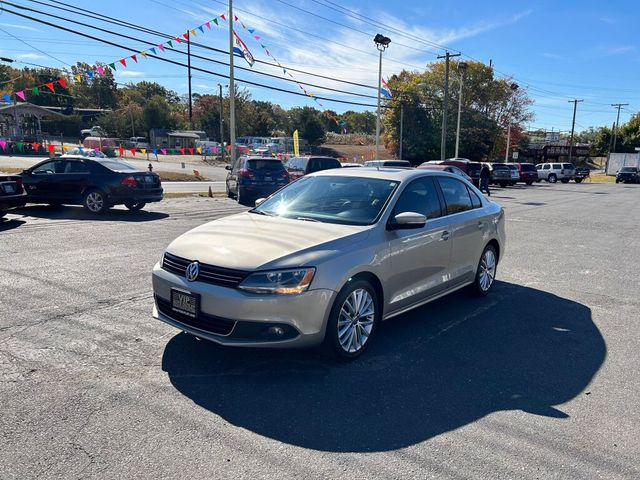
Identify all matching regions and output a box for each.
[185,262,200,282]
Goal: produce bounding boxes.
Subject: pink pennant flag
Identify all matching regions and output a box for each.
[161,148,167,155]
[15,90,26,101]
[188,147,194,155]
[158,44,165,52]
[119,58,127,67]
[265,49,270,56]
[179,148,185,155]
[97,65,105,76]
[0,140,6,150]
[254,35,261,41]
[94,148,100,153]
[234,15,238,21]
[205,21,211,29]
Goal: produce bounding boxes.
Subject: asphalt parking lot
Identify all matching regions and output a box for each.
[1,182,639,479]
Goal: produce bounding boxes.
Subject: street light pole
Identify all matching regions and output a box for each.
[373,34,391,160]
[228,0,236,166]
[504,82,519,163]
[454,62,468,158]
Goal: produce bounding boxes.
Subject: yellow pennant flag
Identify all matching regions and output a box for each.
[191,29,197,37]
[196,147,202,154]
[74,74,81,82]
[141,148,147,155]
[293,130,300,156]
[140,51,147,58]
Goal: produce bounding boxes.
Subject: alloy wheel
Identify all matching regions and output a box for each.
[479,249,496,292]
[337,288,375,353]
[86,192,104,213]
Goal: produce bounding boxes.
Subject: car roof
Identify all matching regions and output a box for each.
[418,164,448,170]
[312,166,460,182]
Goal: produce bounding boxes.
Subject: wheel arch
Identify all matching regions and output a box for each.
[486,238,501,263]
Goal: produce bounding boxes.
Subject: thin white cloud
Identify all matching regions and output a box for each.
[594,45,636,57]
[118,71,146,78]
[542,52,564,60]
[16,53,46,60]
[0,22,38,32]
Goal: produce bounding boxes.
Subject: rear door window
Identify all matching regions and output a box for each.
[562,163,574,169]
[543,164,551,170]
[437,177,474,215]
[308,158,340,173]
[394,177,442,219]
[552,164,562,169]
[32,160,65,174]
[521,164,537,172]
[467,186,482,209]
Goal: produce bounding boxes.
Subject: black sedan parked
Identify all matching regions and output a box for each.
[0,172,27,218]
[616,166,639,184]
[225,156,290,206]
[21,156,163,213]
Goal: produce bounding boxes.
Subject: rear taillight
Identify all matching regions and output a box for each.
[238,168,254,178]
[121,175,138,188]
[15,177,23,190]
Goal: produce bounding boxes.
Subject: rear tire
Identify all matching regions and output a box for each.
[525,181,533,186]
[125,201,146,211]
[83,189,108,214]
[574,178,583,183]
[499,181,508,188]
[548,174,557,183]
[324,279,380,361]
[226,183,233,198]
[471,244,498,297]
[237,188,250,206]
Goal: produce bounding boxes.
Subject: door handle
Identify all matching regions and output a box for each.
[478,222,485,229]
[441,231,450,241]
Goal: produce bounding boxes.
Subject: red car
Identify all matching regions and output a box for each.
[513,163,539,185]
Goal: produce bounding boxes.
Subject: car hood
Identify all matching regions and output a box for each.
[166,212,370,271]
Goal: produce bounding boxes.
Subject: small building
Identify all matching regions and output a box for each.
[0,102,64,139]
[149,129,206,149]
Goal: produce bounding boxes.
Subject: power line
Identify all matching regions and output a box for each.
[0,4,380,108]
[10,0,378,100]
[0,25,71,67]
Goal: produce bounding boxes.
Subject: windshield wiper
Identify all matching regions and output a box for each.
[248,210,274,216]
[294,216,321,223]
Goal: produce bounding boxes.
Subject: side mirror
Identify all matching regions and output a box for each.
[225,165,232,171]
[388,212,427,230]
[254,198,266,207]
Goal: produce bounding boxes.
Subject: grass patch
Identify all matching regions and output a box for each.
[589,173,616,183]
[157,171,210,181]
[0,167,25,175]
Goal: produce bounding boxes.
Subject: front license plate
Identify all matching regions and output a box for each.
[3,184,15,194]
[171,289,199,318]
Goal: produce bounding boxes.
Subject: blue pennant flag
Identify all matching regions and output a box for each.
[152,148,158,156]
[150,47,157,55]
[248,28,255,34]
[198,25,205,34]
[2,94,11,103]
[87,70,94,79]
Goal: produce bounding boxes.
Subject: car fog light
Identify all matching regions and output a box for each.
[268,326,285,337]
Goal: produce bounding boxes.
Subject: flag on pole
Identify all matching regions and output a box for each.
[233,31,255,67]
[381,77,393,98]
[293,130,300,156]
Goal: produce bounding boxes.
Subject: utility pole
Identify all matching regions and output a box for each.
[437,51,461,160]
[611,103,628,154]
[455,62,468,158]
[399,102,404,160]
[228,0,236,166]
[218,83,225,162]
[568,99,583,163]
[187,30,193,127]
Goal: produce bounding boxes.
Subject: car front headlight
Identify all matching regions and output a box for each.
[239,268,315,295]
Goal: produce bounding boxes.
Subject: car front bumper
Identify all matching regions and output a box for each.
[152,263,336,348]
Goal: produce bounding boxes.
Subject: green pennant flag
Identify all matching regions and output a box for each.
[261,44,266,49]
[109,62,116,70]
[213,18,218,25]
[167,40,173,48]
[32,87,40,95]
[16,141,24,150]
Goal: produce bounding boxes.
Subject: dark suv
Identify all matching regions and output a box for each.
[285,156,341,181]
[225,156,290,205]
[514,163,539,185]
[616,166,639,184]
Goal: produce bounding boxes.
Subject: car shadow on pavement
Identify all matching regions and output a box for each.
[12,205,169,222]
[161,281,605,452]
[0,218,26,231]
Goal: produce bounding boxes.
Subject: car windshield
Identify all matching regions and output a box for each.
[620,167,637,173]
[98,160,139,172]
[253,175,399,225]
[520,164,537,171]
[508,165,518,170]
[247,159,284,171]
[493,164,509,170]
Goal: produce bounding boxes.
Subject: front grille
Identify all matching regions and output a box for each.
[155,296,235,336]
[162,252,249,288]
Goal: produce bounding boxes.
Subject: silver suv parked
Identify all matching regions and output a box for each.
[536,163,576,183]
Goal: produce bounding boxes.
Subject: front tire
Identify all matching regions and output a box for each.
[526,181,533,186]
[83,189,108,214]
[548,174,557,183]
[575,178,583,183]
[324,279,380,361]
[472,244,498,297]
[237,187,250,206]
[561,178,570,184]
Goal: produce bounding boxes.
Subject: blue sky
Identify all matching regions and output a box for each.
[0,0,638,133]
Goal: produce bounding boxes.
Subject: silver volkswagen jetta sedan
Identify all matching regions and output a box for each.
[152,168,505,360]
